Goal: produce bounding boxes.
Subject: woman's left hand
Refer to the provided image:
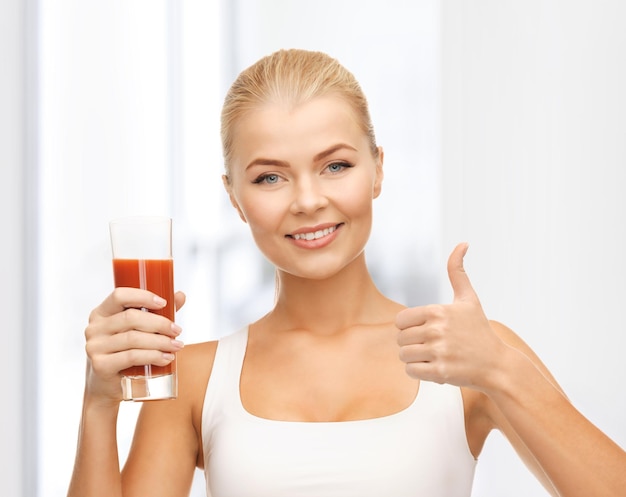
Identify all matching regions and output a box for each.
[395,243,508,391]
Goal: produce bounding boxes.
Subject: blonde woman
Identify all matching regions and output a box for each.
[68,49,626,497]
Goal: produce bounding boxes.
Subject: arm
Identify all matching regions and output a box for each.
[396,243,626,497]
[67,394,124,497]
[67,289,186,497]
[485,321,626,497]
[121,341,216,497]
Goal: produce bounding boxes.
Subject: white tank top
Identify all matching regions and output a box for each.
[202,327,476,497]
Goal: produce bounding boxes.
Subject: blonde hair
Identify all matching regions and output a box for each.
[221,49,379,179]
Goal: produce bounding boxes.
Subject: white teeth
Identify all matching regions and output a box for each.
[293,225,336,241]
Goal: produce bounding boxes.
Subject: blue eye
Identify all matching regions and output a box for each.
[327,162,352,173]
[253,173,280,184]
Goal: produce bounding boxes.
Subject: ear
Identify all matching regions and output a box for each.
[373,146,384,199]
[222,174,248,223]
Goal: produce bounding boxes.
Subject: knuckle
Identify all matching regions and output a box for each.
[111,287,127,301]
[431,323,447,340]
[429,304,446,319]
[87,308,100,323]
[84,341,95,358]
[84,323,96,341]
[122,308,146,331]
[125,348,143,366]
[399,327,420,346]
[121,308,134,325]
[160,334,176,350]
[433,364,450,384]
[398,346,409,363]
[396,329,408,346]
[90,354,107,375]
[155,353,174,367]
[122,329,141,348]
[399,344,424,365]
[432,340,448,359]
[405,363,421,379]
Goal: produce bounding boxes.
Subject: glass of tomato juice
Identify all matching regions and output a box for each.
[109,216,177,401]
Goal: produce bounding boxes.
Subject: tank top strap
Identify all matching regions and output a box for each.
[201,327,248,449]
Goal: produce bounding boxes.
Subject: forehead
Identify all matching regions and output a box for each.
[230,96,367,168]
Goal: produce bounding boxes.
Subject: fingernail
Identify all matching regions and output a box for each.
[170,339,184,349]
[171,323,182,335]
[153,296,167,307]
[162,352,175,361]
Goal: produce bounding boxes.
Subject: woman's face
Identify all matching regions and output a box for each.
[225,96,383,280]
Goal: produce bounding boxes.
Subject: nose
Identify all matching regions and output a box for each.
[289,177,329,215]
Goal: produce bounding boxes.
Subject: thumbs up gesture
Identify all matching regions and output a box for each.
[396,243,506,390]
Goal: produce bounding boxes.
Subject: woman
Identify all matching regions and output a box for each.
[68,49,626,497]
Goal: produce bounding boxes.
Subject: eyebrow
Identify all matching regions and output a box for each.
[314,143,358,161]
[245,143,358,170]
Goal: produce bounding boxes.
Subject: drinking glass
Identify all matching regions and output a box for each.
[109,216,177,401]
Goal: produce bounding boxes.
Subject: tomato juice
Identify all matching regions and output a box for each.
[112,258,175,378]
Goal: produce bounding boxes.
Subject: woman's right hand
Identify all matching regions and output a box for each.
[83,288,185,404]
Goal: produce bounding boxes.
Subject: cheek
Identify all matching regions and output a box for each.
[338,179,376,218]
[238,195,283,235]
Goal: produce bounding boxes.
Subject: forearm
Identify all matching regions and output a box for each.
[487,347,626,497]
[67,397,123,497]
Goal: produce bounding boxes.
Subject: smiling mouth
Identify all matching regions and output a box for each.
[287,224,342,241]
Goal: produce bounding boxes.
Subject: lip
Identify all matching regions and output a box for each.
[286,222,343,249]
[287,222,341,237]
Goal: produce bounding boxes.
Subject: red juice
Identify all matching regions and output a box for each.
[112,258,175,377]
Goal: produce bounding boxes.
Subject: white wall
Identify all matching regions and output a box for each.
[229,0,443,306]
[441,1,626,495]
[37,2,222,495]
[0,0,36,496]
[0,0,24,493]
[38,3,173,495]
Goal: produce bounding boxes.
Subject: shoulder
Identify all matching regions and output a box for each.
[122,339,220,487]
[138,340,219,464]
[137,339,219,415]
[177,340,219,430]
[178,339,219,385]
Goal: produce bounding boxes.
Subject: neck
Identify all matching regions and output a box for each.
[267,253,393,334]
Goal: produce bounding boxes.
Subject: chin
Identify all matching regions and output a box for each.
[276,252,365,282]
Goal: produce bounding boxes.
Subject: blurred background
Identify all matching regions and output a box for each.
[2,1,625,496]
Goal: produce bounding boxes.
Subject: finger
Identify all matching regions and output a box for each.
[86,307,181,341]
[87,331,184,375]
[447,242,478,303]
[398,343,433,364]
[404,362,446,383]
[90,348,178,377]
[397,327,423,347]
[397,314,444,346]
[90,329,184,356]
[174,291,186,311]
[113,308,181,337]
[395,305,429,330]
[396,302,450,331]
[92,287,168,319]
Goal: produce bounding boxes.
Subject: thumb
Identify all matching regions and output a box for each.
[174,291,186,312]
[447,242,477,303]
